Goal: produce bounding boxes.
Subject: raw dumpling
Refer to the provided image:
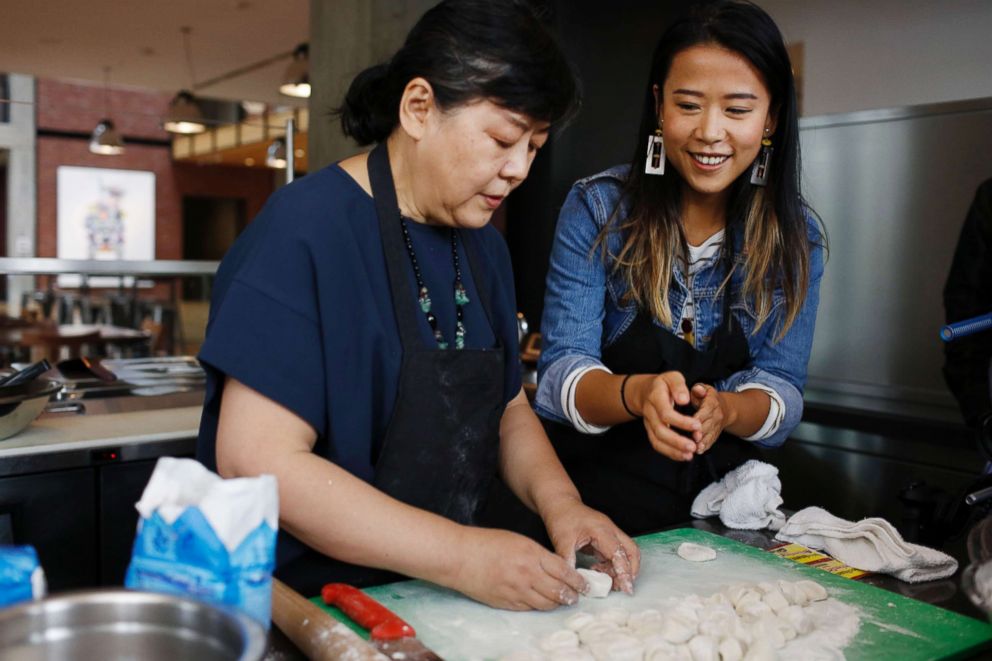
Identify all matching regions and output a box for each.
[598,607,630,627]
[678,542,718,562]
[564,611,597,631]
[577,568,613,598]
[538,629,579,652]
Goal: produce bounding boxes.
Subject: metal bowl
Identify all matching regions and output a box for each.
[0,378,62,440]
[0,589,267,661]
[962,558,992,622]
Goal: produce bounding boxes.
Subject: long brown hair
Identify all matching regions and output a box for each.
[599,0,823,340]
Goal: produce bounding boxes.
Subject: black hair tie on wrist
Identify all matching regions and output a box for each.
[620,373,638,418]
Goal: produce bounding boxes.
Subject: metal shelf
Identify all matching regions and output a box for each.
[0,258,218,276]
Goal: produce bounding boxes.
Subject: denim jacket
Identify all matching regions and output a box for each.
[536,165,825,448]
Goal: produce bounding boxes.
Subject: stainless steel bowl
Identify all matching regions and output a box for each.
[0,589,267,661]
[0,378,62,440]
[962,559,992,623]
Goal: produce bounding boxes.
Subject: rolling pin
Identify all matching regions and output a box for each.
[271,577,389,661]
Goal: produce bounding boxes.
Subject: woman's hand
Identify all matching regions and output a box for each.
[629,372,701,462]
[450,527,588,611]
[689,383,731,453]
[541,495,640,594]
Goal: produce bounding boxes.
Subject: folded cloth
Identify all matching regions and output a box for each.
[775,506,958,583]
[691,460,786,531]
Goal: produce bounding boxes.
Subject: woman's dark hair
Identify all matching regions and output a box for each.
[603,0,823,339]
[339,0,580,144]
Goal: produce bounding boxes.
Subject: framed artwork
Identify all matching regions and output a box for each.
[56,166,156,287]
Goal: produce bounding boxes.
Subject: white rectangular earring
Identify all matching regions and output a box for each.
[644,129,665,176]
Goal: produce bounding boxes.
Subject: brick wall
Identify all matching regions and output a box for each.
[35,78,275,261]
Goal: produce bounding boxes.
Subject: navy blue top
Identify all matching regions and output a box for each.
[196,163,522,483]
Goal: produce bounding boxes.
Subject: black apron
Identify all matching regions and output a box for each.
[276,144,506,594]
[546,264,760,536]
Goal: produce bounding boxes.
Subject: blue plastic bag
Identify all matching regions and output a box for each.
[125,458,278,628]
[0,545,46,607]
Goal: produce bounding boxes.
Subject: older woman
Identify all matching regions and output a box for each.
[196,0,637,610]
[537,0,826,534]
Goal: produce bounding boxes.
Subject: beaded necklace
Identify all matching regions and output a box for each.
[399,217,469,349]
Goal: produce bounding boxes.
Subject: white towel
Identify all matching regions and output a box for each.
[691,460,786,531]
[775,506,958,583]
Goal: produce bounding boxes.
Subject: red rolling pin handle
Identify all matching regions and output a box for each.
[322,583,416,640]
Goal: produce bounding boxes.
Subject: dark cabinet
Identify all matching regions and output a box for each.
[98,459,161,585]
[0,468,98,590]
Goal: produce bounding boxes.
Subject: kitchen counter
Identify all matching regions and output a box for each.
[0,403,200,477]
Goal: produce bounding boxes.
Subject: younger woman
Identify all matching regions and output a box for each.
[537,0,826,534]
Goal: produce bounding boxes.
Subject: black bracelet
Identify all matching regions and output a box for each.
[620,373,638,418]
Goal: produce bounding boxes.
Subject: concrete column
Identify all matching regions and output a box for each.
[0,74,37,315]
[308,0,435,171]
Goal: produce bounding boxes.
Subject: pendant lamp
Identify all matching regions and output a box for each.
[163,90,206,134]
[279,43,310,98]
[89,67,125,155]
[163,27,207,134]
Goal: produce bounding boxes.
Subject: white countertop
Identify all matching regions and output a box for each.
[0,406,202,459]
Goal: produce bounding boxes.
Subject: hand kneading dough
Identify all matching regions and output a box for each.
[677,542,717,562]
[577,568,613,598]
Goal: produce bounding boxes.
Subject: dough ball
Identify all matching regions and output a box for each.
[586,633,644,661]
[718,636,746,661]
[597,606,630,627]
[577,568,613,598]
[752,615,787,649]
[628,608,664,634]
[659,613,698,644]
[697,606,735,638]
[498,650,544,661]
[736,598,773,622]
[795,579,828,602]
[729,617,753,647]
[760,587,790,615]
[578,620,620,645]
[778,604,812,636]
[742,637,776,661]
[564,611,597,631]
[678,542,718,562]
[687,634,719,661]
[547,649,593,661]
[730,587,762,611]
[704,591,730,607]
[538,629,579,652]
[777,580,809,607]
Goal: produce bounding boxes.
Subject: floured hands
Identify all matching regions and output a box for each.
[629,372,701,462]
[541,495,640,595]
[689,383,729,454]
[451,527,587,611]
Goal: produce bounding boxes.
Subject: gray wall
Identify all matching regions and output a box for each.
[800,99,992,408]
[757,0,992,116]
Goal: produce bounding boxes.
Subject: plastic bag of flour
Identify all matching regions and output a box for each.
[0,545,46,607]
[125,457,278,627]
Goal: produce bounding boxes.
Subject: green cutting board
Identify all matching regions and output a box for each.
[314,528,992,660]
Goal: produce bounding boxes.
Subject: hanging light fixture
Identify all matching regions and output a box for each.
[89,67,125,155]
[163,27,207,134]
[279,43,310,98]
[266,137,287,169]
